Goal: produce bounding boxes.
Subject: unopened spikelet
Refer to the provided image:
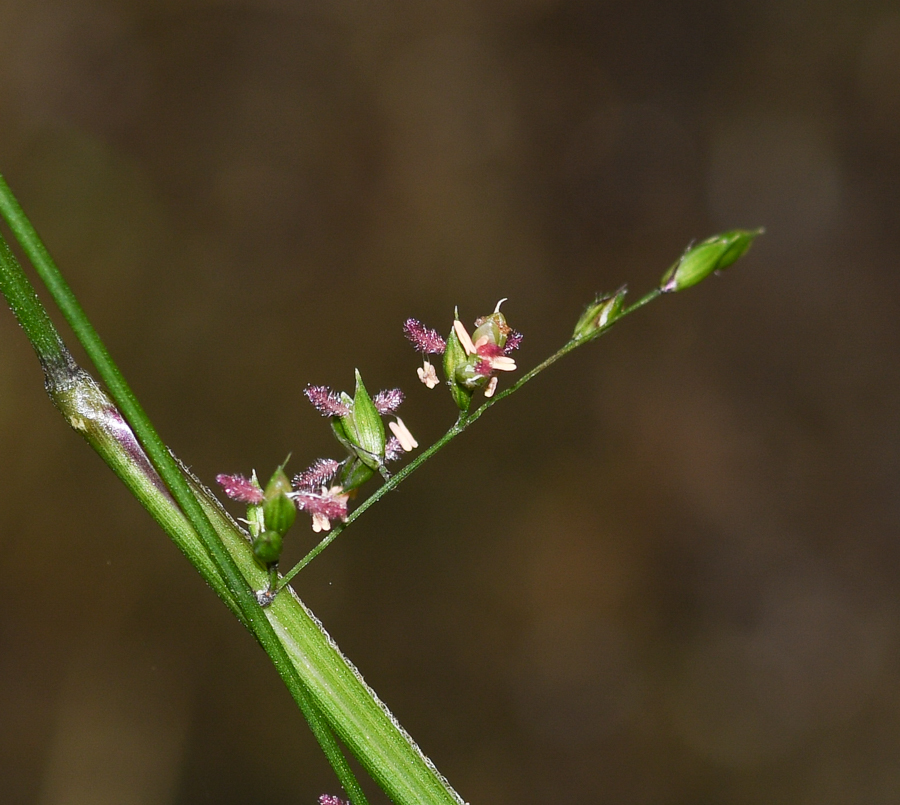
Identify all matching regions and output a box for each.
[573,285,627,341]
[252,530,283,565]
[660,229,763,293]
[262,465,296,537]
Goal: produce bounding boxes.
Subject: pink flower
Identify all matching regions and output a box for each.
[293,486,350,533]
[445,299,522,401]
[455,320,518,372]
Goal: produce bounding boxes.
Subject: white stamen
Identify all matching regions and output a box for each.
[389,417,418,452]
[417,359,439,389]
[494,298,508,313]
[489,356,517,371]
[454,319,477,355]
[484,377,499,397]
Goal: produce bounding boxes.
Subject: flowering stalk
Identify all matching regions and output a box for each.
[0,170,761,805]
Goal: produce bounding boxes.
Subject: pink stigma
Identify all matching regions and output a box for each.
[216,473,264,504]
[403,318,447,354]
[373,388,404,414]
[293,458,340,490]
[304,385,351,417]
[504,330,523,353]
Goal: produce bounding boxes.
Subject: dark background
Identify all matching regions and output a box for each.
[2,2,899,803]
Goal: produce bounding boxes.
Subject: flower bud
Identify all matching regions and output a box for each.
[660,229,763,293]
[252,530,283,565]
[573,285,627,340]
[262,466,296,536]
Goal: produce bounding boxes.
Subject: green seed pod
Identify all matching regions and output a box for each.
[573,285,627,341]
[443,313,475,412]
[262,466,296,536]
[660,229,763,293]
[252,529,283,566]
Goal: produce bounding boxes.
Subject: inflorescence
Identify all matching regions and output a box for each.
[216,300,522,572]
[404,298,522,404]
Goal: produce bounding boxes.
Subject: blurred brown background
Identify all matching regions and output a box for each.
[1,1,899,803]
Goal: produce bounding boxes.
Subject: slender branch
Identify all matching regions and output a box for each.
[277,416,467,591]
[276,287,665,592]
[467,287,663,417]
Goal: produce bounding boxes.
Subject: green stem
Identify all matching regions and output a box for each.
[0,178,368,805]
[0,236,70,376]
[194,483,466,805]
[277,288,664,592]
